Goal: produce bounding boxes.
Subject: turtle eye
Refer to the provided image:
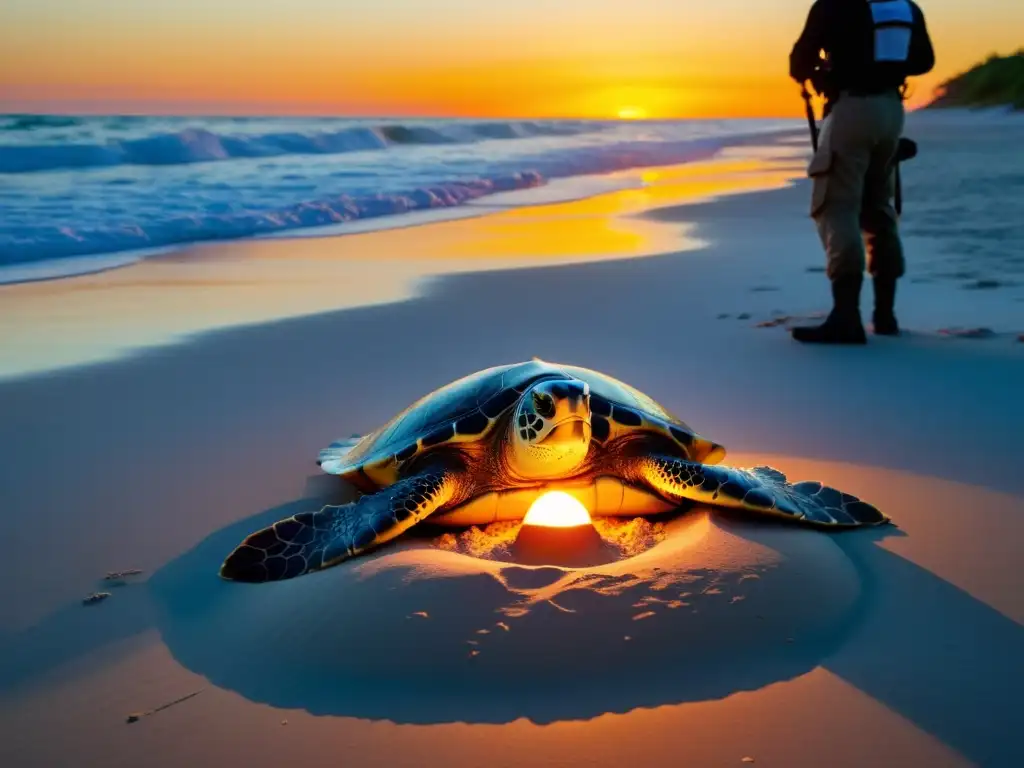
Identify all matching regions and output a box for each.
[533,392,555,418]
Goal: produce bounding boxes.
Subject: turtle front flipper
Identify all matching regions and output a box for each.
[631,455,888,527]
[220,468,466,582]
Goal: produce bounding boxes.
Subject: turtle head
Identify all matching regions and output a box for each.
[507,379,592,480]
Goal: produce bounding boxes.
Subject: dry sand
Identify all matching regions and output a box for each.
[1,116,1022,767]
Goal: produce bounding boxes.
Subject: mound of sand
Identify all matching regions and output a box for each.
[151,509,863,724]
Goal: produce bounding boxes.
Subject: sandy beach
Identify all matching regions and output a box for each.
[1,113,1022,768]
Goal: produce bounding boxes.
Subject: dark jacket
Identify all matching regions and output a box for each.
[790,0,935,94]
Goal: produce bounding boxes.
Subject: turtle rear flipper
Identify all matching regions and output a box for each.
[317,434,364,473]
[220,468,463,582]
[634,455,887,527]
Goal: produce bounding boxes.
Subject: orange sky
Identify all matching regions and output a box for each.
[0,0,1020,118]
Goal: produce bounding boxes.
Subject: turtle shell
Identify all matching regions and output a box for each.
[320,359,563,488]
[319,359,718,489]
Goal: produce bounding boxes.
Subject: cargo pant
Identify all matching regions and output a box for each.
[807,92,906,281]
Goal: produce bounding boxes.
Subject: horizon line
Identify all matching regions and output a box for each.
[0,106,936,120]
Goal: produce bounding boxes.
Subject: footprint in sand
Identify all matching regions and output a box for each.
[938,327,997,339]
[756,317,791,328]
[963,278,1006,290]
[755,312,827,329]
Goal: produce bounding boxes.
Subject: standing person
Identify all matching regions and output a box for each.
[789,0,935,344]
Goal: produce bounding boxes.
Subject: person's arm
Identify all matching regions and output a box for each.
[789,1,828,83]
[906,3,936,76]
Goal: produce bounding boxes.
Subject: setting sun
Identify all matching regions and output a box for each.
[617,106,648,120]
[523,491,592,528]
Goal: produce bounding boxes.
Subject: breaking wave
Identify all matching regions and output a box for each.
[3,171,547,265]
[0,119,598,174]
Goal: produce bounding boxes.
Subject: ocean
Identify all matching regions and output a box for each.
[0,114,798,281]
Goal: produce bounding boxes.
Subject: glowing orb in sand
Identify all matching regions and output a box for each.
[523,491,592,528]
[515,491,613,567]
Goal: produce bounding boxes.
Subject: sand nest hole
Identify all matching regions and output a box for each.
[431,516,669,567]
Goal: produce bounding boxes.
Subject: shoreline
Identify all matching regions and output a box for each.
[6,110,1021,384]
[0,119,805,275]
[0,142,808,381]
[0,123,817,292]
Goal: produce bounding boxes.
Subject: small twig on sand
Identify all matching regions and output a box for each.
[126,689,204,724]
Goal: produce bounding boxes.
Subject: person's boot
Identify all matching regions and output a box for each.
[791,274,867,345]
[871,275,899,336]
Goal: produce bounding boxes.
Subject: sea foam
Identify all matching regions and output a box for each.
[0,116,798,279]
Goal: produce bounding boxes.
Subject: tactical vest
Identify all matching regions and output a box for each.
[867,0,915,64]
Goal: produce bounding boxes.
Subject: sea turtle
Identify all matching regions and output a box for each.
[221,359,887,582]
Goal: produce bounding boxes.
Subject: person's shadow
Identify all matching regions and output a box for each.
[825,526,1023,767]
[1,481,1021,766]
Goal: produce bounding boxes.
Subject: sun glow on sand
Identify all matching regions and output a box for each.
[522,491,592,528]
